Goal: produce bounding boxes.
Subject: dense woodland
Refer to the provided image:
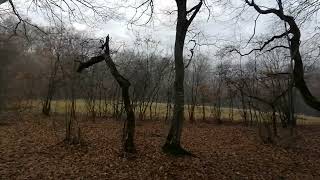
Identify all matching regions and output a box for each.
[1,0,320,179]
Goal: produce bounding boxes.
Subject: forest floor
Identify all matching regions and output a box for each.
[1,113,320,179]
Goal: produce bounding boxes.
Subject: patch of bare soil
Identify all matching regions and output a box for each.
[0,113,319,179]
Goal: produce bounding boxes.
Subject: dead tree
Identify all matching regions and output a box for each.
[77,35,136,153]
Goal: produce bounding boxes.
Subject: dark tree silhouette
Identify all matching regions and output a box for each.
[162,0,203,155]
[77,35,136,153]
[240,0,320,112]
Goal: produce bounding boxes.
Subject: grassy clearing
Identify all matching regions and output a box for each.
[23,100,243,120]
[13,99,320,124]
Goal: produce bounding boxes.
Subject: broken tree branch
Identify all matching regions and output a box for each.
[77,35,136,153]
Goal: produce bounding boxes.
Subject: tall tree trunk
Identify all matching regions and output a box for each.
[163,0,202,155]
[162,0,187,154]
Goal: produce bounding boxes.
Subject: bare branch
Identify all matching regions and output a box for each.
[186,0,203,27]
[245,0,292,22]
[7,0,46,38]
[184,39,197,69]
[245,14,260,47]
[77,55,104,72]
[231,31,290,56]
[245,0,320,110]
[245,0,281,16]
[127,0,154,26]
[265,45,290,52]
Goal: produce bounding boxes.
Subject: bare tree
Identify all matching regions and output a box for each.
[127,0,205,155]
[0,0,117,38]
[77,35,136,153]
[240,0,320,113]
[162,0,203,156]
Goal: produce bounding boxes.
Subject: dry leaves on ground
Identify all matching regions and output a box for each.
[0,113,320,179]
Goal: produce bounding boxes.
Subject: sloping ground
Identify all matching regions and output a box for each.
[0,113,319,179]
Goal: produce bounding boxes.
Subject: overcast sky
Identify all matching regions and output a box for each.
[2,0,320,59]
[7,1,259,42]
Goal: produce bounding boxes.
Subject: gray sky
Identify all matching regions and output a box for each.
[2,0,320,59]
